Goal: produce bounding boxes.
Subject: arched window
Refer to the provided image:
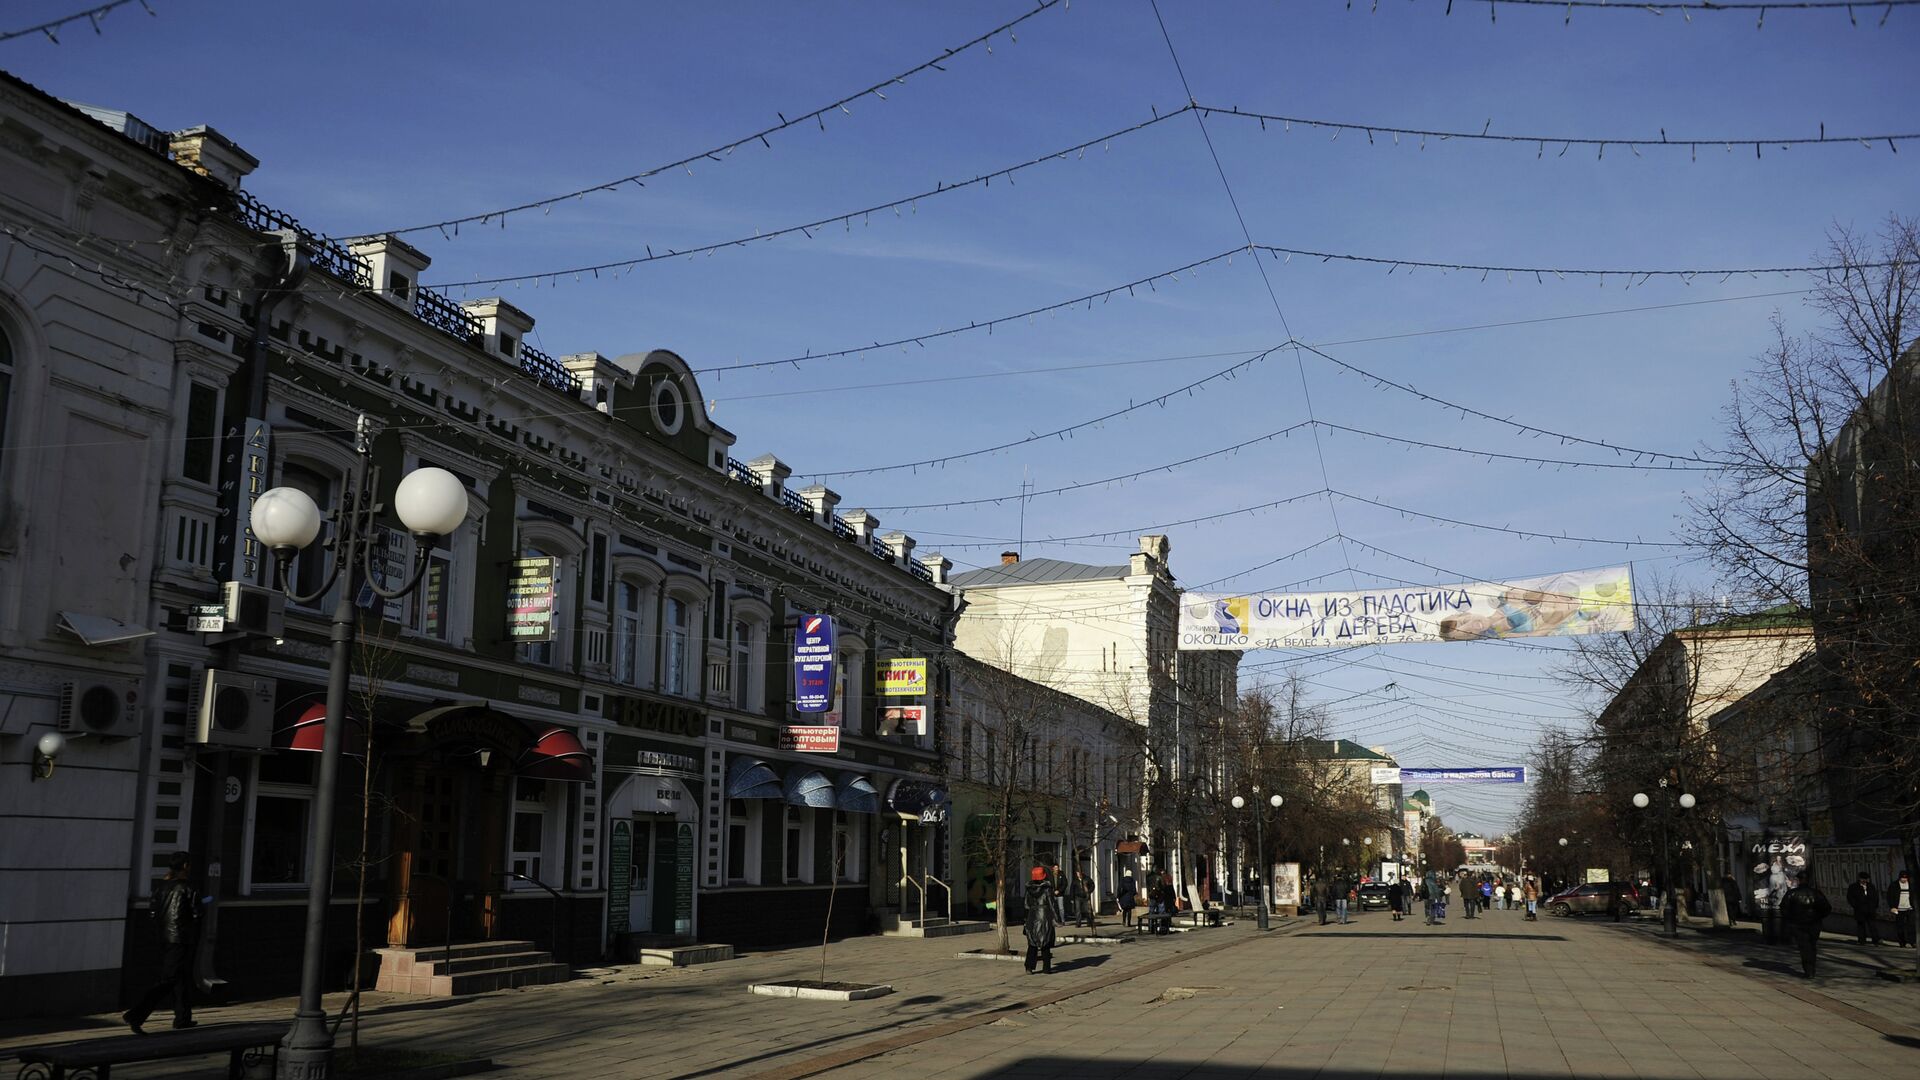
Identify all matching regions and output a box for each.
[663,593,693,696]
[279,462,338,605]
[729,597,771,713]
[515,520,584,671]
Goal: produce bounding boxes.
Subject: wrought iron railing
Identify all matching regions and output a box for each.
[228,189,371,290]
[781,488,813,517]
[870,538,894,562]
[725,458,760,489]
[412,286,483,346]
[908,559,935,583]
[515,341,582,396]
[831,515,856,541]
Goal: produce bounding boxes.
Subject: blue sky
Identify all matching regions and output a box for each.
[7,0,1913,834]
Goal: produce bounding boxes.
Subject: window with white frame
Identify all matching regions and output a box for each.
[509,777,551,885]
[279,462,337,606]
[613,579,652,687]
[783,805,812,883]
[663,592,695,696]
[730,618,758,709]
[726,799,760,884]
[246,753,316,889]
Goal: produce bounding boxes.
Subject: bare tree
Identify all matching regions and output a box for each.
[339,616,405,1054]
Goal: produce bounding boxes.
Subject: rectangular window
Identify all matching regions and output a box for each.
[281,464,336,606]
[413,550,452,640]
[249,793,310,886]
[614,581,645,686]
[833,811,864,883]
[388,271,411,301]
[589,533,608,604]
[731,619,754,707]
[498,333,517,357]
[783,806,808,883]
[664,596,690,696]
[726,799,756,883]
[515,547,559,668]
[181,382,219,484]
[510,778,547,884]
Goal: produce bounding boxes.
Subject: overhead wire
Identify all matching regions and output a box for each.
[1380,0,1918,23]
[368,0,1071,238]
[0,0,146,44]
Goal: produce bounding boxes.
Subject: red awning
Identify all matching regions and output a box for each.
[275,701,365,756]
[517,727,593,783]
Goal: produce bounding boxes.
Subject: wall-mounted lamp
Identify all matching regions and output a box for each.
[31,731,66,780]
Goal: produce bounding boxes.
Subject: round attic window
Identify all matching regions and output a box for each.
[652,377,684,435]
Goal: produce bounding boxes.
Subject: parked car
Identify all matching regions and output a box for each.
[1357,883,1391,910]
[1546,882,1638,916]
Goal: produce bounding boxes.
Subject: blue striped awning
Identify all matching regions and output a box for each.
[726,757,783,800]
[783,769,839,810]
[834,773,882,814]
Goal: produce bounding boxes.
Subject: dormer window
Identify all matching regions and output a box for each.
[387,271,411,301]
[499,333,518,358]
[652,377,684,435]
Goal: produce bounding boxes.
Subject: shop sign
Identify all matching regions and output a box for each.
[674,823,695,936]
[875,658,927,696]
[608,821,632,937]
[507,556,558,642]
[780,725,841,753]
[219,417,271,581]
[793,614,835,713]
[604,733,700,775]
[607,695,703,739]
[877,704,927,737]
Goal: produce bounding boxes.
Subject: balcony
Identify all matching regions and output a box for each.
[706,658,733,708]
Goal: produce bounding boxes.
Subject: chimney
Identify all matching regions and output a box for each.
[1001,551,1020,565]
[347,235,431,313]
[168,126,258,190]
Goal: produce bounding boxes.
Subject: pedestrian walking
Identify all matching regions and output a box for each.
[1846,872,1881,944]
[1479,879,1494,913]
[1314,876,1331,926]
[1117,871,1138,928]
[126,851,199,1034]
[1071,867,1095,928]
[1463,875,1478,920]
[1339,882,1354,924]
[1387,879,1406,921]
[1781,874,1833,978]
[1024,865,1059,974]
[1890,870,1914,947]
[1523,877,1540,921]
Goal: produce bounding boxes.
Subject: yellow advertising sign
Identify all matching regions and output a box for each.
[875,658,928,696]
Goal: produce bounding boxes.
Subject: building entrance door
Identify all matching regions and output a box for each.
[628,816,680,935]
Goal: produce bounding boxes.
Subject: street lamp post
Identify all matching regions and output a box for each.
[1230,792,1283,930]
[1633,786,1696,937]
[252,414,469,1080]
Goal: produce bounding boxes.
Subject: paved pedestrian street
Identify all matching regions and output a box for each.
[6,909,1918,1079]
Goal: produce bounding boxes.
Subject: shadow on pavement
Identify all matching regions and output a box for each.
[983,1058,1735,1079]
[1315,932,1567,942]
[1046,955,1111,974]
[1742,957,1804,978]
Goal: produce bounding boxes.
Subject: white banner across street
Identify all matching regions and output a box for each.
[1178,565,1633,650]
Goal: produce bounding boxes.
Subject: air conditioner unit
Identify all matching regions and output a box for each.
[190,669,276,749]
[223,580,286,638]
[57,678,141,738]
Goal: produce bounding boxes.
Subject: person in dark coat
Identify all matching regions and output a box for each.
[1846,872,1881,944]
[1387,879,1406,921]
[1117,872,1139,928]
[1023,866,1059,974]
[1313,877,1331,925]
[1721,874,1742,927]
[1072,868,1095,928]
[126,851,199,1033]
[1782,874,1834,979]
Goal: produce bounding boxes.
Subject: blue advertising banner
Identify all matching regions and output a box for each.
[793,614,835,713]
[1398,767,1527,785]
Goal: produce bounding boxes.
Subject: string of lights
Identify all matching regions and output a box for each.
[1375,0,1918,24]
[798,343,1287,480]
[0,0,146,44]
[1331,489,1693,548]
[1252,243,1893,284]
[1,225,184,313]
[370,0,1068,238]
[1299,342,1739,467]
[427,105,1194,289]
[1202,104,1918,158]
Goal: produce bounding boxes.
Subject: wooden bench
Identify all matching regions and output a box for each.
[14,1021,283,1080]
[1181,886,1224,928]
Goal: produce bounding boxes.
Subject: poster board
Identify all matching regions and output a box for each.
[1272,861,1301,916]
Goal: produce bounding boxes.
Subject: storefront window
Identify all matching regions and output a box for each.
[833,811,864,884]
[726,799,758,884]
[783,806,809,883]
[249,795,309,887]
[510,778,548,884]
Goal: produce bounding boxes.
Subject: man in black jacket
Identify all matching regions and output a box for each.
[126,851,199,1033]
[1782,875,1834,979]
[1847,872,1881,944]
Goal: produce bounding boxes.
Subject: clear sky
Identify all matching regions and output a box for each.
[7,0,1913,835]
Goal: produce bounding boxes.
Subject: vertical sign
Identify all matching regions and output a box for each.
[220,418,272,582]
[674,822,695,937]
[793,614,835,713]
[507,556,558,642]
[608,820,632,937]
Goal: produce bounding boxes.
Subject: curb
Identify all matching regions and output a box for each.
[748,982,894,1001]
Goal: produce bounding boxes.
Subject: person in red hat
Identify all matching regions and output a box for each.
[1023,863,1059,974]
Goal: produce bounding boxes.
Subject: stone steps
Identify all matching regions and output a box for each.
[374,940,571,997]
